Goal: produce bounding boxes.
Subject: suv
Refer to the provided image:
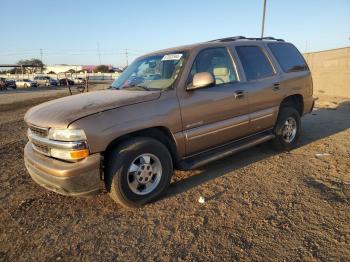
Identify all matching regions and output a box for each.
[24,36,314,207]
[34,76,58,86]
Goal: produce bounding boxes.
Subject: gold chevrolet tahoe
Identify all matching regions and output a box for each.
[24,36,315,207]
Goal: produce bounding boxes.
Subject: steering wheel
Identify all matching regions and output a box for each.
[215,77,225,85]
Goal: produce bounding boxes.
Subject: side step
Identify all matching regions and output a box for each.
[178,131,275,170]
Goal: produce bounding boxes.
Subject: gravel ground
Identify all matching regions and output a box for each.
[0,87,349,261]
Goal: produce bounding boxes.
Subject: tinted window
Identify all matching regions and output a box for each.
[189,48,237,85]
[236,46,274,81]
[268,43,308,72]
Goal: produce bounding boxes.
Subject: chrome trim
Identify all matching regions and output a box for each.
[28,125,49,138]
[31,141,50,156]
[186,120,249,141]
[250,113,273,122]
[249,107,277,122]
[29,125,48,132]
[28,129,88,150]
[185,121,204,129]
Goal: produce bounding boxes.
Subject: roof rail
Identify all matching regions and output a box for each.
[209,36,285,42]
[262,36,285,41]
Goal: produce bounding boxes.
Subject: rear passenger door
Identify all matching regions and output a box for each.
[234,45,281,134]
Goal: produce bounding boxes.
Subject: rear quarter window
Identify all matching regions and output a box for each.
[268,43,308,73]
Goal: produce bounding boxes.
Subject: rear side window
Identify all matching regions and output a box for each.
[236,46,274,81]
[268,43,308,72]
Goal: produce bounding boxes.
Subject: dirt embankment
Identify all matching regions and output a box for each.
[0,90,349,261]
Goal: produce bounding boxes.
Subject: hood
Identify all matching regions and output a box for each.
[24,89,161,128]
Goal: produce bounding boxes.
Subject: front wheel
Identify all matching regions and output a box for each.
[105,137,173,208]
[272,107,301,150]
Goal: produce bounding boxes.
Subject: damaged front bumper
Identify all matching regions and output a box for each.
[24,142,101,197]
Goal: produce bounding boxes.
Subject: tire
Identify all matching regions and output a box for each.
[105,137,173,208]
[272,107,301,150]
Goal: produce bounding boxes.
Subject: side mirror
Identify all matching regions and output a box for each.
[187,72,214,91]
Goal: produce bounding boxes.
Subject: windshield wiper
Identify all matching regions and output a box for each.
[123,85,151,91]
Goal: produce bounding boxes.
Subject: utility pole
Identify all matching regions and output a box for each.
[125,48,129,67]
[40,48,43,62]
[97,42,102,65]
[40,49,43,73]
[261,0,267,38]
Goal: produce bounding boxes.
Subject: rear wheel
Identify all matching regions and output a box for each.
[105,137,173,208]
[272,107,301,150]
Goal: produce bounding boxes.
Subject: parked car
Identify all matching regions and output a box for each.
[5,79,17,89]
[0,78,6,90]
[49,78,58,86]
[73,77,86,84]
[16,79,37,88]
[24,36,315,208]
[34,76,58,86]
[58,78,75,86]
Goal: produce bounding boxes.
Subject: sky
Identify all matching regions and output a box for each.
[0,0,349,66]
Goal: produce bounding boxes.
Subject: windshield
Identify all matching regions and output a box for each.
[111,52,185,90]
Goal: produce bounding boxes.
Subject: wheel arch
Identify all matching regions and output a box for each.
[279,94,304,116]
[103,126,179,166]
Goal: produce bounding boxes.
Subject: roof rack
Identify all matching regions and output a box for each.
[209,36,285,42]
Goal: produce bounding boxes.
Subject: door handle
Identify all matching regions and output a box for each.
[234,90,245,99]
[273,83,280,91]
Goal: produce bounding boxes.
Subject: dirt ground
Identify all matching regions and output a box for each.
[0,86,349,261]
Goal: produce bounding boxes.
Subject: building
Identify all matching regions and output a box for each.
[44,64,121,74]
[44,65,83,74]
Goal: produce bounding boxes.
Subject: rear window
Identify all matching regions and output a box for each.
[236,46,274,81]
[268,43,308,72]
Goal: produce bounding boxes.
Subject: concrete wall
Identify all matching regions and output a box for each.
[304,47,350,98]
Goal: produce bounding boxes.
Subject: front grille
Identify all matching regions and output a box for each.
[32,140,50,155]
[29,125,49,138]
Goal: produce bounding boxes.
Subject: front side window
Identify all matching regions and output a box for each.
[268,43,308,72]
[189,48,237,85]
[236,46,274,81]
[111,52,186,91]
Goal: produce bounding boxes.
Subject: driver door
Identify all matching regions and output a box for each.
[178,47,250,155]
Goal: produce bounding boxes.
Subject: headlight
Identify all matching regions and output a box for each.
[48,128,87,141]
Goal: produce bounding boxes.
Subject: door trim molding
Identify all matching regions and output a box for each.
[185,115,249,141]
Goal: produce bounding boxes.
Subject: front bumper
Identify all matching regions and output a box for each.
[24,142,101,196]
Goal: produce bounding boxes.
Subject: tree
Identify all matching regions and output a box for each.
[94,65,110,73]
[17,58,45,74]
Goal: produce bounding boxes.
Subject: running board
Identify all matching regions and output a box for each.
[178,131,275,170]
